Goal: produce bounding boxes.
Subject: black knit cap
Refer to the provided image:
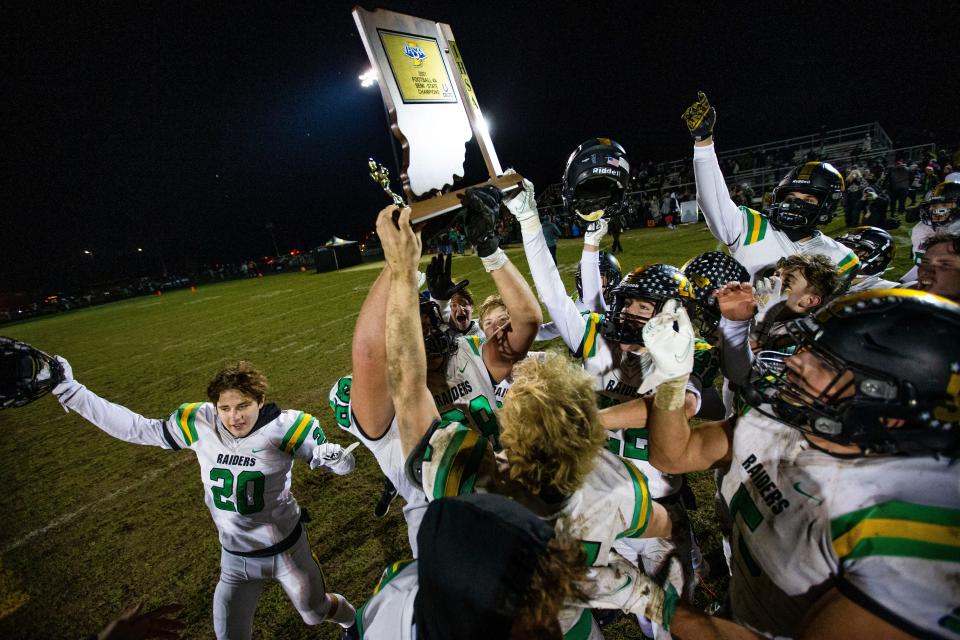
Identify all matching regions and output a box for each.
[414,493,555,639]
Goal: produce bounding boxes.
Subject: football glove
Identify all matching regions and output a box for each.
[425,254,469,301]
[588,553,680,630]
[310,442,359,475]
[754,275,786,322]
[682,91,716,142]
[584,217,609,247]
[503,176,540,231]
[638,300,694,397]
[0,337,64,409]
[461,186,502,258]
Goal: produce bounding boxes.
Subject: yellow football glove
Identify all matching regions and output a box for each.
[682,91,716,142]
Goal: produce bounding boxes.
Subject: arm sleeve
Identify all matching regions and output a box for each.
[433,295,452,323]
[693,143,744,248]
[580,249,607,312]
[535,321,561,342]
[521,224,590,353]
[55,381,187,449]
[718,317,754,387]
[293,417,327,464]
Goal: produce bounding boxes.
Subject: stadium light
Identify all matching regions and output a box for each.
[83,250,92,255]
[359,69,377,88]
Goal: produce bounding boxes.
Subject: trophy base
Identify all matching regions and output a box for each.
[408,173,524,225]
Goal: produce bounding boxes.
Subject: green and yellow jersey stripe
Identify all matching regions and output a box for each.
[280,411,315,455]
[576,313,603,359]
[836,252,860,277]
[741,207,768,246]
[175,402,201,445]
[618,459,651,539]
[373,559,415,595]
[831,500,960,563]
[465,335,482,357]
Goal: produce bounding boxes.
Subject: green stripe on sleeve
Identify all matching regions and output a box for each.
[831,501,960,539]
[280,411,305,452]
[756,214,768,242]
[841,537,960,563]
[433,425,469,500]
[563,608,594,640]
[289,416,314,454]
[743,207,756,245]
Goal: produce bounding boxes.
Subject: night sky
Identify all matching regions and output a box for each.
[4,2,956,295]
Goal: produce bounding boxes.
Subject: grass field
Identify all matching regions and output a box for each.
[0,214,917,639]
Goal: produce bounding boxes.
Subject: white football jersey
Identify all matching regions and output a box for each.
[356,560,419,639]
[846,274,899,293]
[693,142,860,282]
[911,217,960,263]
[57,381,326,553]
[722,408,960,639]
[328,376,428,555]
[433,335,501,447]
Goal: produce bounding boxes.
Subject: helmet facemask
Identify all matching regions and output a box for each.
[766,190,829,230]
[601,295,661,346]
[919,199,958,228]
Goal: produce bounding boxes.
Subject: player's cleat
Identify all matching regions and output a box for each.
[374,477,398,518]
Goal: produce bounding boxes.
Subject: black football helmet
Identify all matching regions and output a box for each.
[835,226,896,277]
[602,264,695,345]
[766,161,845,230]
[419,295,457,357]
[575,251,623,306]
[680,251,750,338]
[919,181,960,228]
[562,138,631,224]
[0,337,64,409]
[747,289,960,456]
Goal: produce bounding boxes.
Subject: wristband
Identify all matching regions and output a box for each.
[653,376,688,411]
[480,248,509,272]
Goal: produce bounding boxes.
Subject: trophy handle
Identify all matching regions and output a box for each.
[408,173,523,224]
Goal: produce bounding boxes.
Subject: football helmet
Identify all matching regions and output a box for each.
[680,251,750,338]
[0,337,64,409]
[561,138,631,223]
[919,181,960,228]
[834,226,895,277]
[602,264,695,345]
[419,296,457,356]
[766,161,844,230]
[575,251,623,305]
[748,289,960,456]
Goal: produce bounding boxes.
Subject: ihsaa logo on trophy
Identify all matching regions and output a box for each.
[403,41,427,66]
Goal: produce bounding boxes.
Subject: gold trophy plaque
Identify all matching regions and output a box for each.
[353,6,522,224]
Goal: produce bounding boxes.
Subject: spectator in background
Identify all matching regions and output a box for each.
[921,165,940,196]
[909,162,922,204]
[844,165,866,227]
[886,159,911,218]
[541,216,562,263]
[662,191,680,229]
[609,216,623,253]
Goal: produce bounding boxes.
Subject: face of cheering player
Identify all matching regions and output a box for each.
[450,293,474,333]
[616,298,657,353]
[216,389,264,438]
[481,304,512,357]
[775,266,822,313]
[785,191,819,206]
[917,241,960,301]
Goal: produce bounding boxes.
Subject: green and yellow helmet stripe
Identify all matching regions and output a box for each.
[742,207,768,246]
[618,458,651,539]
[175,402,201,445]
[576,313,602,359]
[280,411,314,455]
[831,500,960,563]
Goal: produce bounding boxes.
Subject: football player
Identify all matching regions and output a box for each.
[902,180,960,283]
[46,358,358,639]
[834,226,898,292]
[683,92,860,283]
[642,289,960,639]
[914,232,960,302]
[341,186,542,550]
[508,177,720,622]
[377,204,680,638]
[680,251,751,342]
[423,253,482,338]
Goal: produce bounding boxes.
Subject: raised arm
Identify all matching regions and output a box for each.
[349,265,395,438]
[580,218,608,312]
[639,302,733,473]
[460,186,542,381]
[53,357,186,449]
[682,92,743,247]
[507,179,590,353]
[714,282,759,386]
[378,206,440,456]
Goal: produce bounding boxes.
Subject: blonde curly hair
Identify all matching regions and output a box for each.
[498,353,607,497]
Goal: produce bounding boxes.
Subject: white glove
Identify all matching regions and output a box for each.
[583,217,609,247]
[586,554,678,629]
[754,275,786,322]
[52,355,77,395]
[638,299,694,396]
[416,270,427,290]
[310,442,359,475]
[503,175,540,231]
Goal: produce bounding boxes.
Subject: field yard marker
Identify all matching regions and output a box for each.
[2,456,193,555]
